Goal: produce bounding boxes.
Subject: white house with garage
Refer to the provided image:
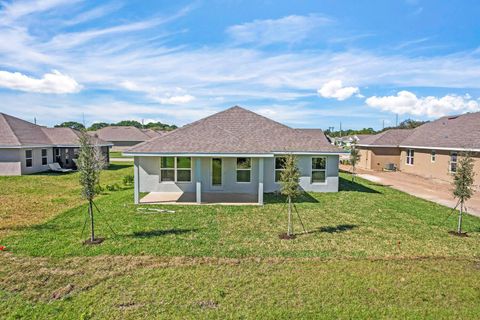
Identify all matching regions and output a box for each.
[124,106,347,205]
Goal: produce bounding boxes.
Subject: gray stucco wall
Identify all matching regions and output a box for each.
[0,148,21,175]
[137,155,340,194]
[20,147,53,175]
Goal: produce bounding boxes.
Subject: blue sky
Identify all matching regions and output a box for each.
[0,0,480,130]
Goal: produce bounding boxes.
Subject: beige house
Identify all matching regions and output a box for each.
[356,112,480,182]
[90,126,165,151]
[0,113,112,176]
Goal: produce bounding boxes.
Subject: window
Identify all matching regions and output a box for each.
[311,157,327,183]
[41,149,48,165]
[55,148,61,162]
[25,150,33,168]
[236,157,251,182]
[65,150,70,165]
[431,150,436,163]
[274,157,287,182]
[176,157,192,182]
[160,157,192,182]
[450,152,458,173]
[212,158,222,186]
[406,149,414,165]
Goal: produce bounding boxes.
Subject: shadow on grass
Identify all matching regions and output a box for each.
[264,192,319,204]
[299,224,357,236]
[339,177,381,194]
[129,228,196,238]
[31,171,76,176]
[107,163,132,171]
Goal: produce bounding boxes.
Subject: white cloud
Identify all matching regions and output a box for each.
[157,94,195,105]
[226,14,332,45]
[318,80,359,101]
[0,70,81,93]
[365,91,480,117]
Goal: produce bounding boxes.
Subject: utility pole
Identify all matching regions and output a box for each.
[34,117,37,125]
[339,122,342,137]
[82,113,86,127]
[382,120,385,130]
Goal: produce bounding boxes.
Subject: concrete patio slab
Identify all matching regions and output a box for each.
[140,192,259,205]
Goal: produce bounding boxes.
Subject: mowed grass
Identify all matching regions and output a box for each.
[109,151,131,158]
[0,162,133,237]
[1,166,480,319]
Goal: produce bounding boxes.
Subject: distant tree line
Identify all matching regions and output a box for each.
[55,120,178,131]
[325,119,428,137]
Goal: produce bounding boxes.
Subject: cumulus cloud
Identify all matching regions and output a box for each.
[317,80,359,101]
[0,70,81,93]
[365,90,480,117]
[226,14,332,45]
[156,94,195,105]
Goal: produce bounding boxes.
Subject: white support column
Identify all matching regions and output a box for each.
[258,157,264,205]
[195,158,202,204]
[134,157,140,204]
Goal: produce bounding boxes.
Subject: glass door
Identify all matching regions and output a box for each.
[211,158,222,187]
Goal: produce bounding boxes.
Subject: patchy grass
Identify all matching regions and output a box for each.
[0,162,133,237]
[1,168,479,318]
[3,174,480,259]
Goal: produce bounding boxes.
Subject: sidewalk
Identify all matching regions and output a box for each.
[341,165,480,217]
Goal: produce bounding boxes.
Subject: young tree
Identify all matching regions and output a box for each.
[77,131,105,243]
[55,121,85,131]
[350,144,361,182]
[452,152,476,234]
[279,154,302,237]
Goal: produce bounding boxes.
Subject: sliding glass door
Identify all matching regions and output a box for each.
[211,158,222,187]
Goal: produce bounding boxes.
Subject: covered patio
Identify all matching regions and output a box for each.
[140,192,259,205]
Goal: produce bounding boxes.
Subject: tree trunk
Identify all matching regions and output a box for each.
[457,201,463,234]
[89,200,95,241]
[352,165,355,182]
[287,196,292,236]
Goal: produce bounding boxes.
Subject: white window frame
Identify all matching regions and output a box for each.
[25,149,33,168]
[431,150,436,163]
[160,156,192,183]
[406,149,414,165]
[449,152,458,174]
[236,157,252,183]
[311,157,327,184]
[274,156,287,183]
[41,148,48,166]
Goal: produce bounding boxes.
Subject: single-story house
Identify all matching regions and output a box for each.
[333,134,374,148]
[90,126,165,151]
[0,113,112,176]
[356,112,480,182]
[356,129,414,171]
[124,106,347,205]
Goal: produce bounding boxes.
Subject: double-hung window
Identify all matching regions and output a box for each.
[41,149,48,165]
[274,157,287,182]
[311,157,327,183]
[160,157,192,182]
[431,150,436,163]
[236,158,251,183]
[406,149,414,165]
[25,150,33,168]
[450,152,458,173]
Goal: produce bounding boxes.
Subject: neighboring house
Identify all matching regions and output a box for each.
[356,112,480,182]
[355,129,414,171]
[333,134,373,148]
[90,126,165,151]
[124,106,347,205]
[0,113,112,176]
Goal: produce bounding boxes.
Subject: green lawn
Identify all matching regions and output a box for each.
[109,151,131,158]
[1,166,479,319]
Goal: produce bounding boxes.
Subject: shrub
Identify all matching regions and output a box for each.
[123,174,134,185]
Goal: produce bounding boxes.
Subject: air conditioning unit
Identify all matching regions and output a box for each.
[385,163,396,171]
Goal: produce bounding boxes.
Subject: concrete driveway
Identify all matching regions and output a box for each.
[341,165,480,217]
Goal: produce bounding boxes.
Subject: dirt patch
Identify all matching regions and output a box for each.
[448,231,469,237]
[83,237,105,245]
[51,283,75,300]
[197,300,218,309]
[279,233,296,240]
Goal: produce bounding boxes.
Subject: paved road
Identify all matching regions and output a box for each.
[341,165,480,218]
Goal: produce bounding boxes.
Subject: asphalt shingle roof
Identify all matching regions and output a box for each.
[90,126,163,142]
[127,106,342,154]
[356,129,414,147]
[0,113,110,147]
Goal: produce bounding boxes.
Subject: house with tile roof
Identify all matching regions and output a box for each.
[90,126,165,151]
[356,112,480,182]
[124,106,348,205]
[0,113,112,176]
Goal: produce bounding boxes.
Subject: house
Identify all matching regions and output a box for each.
[356,112,480,182]
[0,113,112,176]
[90,126,165,151]
[356,129,414,171]
[124,106,347,205]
